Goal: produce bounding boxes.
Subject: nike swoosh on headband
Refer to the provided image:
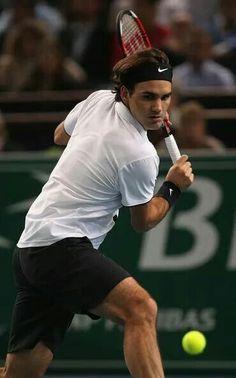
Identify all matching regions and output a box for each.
[158,67,168,72]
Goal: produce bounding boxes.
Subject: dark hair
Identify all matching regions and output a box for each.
[112,48,170,101]
[3,19,51,58]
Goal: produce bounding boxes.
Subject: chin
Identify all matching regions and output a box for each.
[149,123,162,130]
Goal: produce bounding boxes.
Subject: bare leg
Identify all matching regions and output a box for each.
[93,277,165,378]
[123,302,164,378]
[0,342,53,378]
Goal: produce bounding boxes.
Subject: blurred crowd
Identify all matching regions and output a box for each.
[0,0,235,90]
[0,0,235,152]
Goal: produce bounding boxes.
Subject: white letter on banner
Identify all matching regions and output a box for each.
[227,212,236,270]
[139,177,221,270]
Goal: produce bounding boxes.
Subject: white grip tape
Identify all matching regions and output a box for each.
[164,134,181,163]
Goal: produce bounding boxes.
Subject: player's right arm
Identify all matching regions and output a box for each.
[54,122,71,145]
[54,99,87,146]
[130,155,194,232]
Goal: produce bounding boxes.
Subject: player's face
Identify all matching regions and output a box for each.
[123,80,172,131]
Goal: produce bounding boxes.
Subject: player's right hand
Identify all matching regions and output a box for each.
[165,155,194,191]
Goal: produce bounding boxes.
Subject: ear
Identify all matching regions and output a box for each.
[120,85,129,106]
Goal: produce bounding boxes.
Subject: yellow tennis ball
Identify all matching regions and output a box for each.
[182,330,206,355]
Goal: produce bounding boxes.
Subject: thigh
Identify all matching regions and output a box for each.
[8,247,74,354]
[19,238,131,315]
[8,289,74,354]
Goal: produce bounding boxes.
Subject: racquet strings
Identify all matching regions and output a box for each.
[121,14,149,56]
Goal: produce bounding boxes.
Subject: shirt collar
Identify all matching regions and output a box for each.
[115,101,147,137]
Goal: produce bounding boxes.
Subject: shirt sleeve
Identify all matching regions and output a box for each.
[64,100,86,136]
[118,155,159,207]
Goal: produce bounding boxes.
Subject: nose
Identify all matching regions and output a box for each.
[151,98,162,113]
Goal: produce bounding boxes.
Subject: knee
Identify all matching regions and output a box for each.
[126,293,158,325]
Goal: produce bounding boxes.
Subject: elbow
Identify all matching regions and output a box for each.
[54,128,60,145]
[54,128,62,145]
[54,130,66,146]
[54,133,60,145]
[54,122,69,145]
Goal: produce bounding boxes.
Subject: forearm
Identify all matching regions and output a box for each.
[144,180,181,230]
[141,196,170,231]
[131,181,181,232]
[130,156,193,233]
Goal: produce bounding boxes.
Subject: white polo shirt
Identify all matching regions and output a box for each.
[18,90,159,249]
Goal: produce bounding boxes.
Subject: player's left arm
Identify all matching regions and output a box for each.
[54,122,71,145]
[129,155,193,232]
[129,196,170,232]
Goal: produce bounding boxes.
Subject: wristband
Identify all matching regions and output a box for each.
[155,181,181,207]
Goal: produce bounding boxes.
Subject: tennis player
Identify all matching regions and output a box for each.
[1,48,193,378]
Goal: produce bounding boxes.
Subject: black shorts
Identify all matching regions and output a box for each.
[8,237,130,354]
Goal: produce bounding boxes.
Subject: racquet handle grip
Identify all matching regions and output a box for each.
[164,134,181,164]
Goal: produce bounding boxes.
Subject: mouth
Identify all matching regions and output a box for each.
[149,115,163,123]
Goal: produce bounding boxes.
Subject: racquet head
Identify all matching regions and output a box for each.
[116,9,151,57]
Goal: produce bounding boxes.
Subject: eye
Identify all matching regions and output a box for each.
[142,93,154,100]
[161,94,171,101]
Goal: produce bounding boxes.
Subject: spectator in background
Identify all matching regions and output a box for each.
[157,0,219,29]
[209,0,236,76]
[24,37,87,91]
[0,112,24,152]
[132,0,170,47]
[0,19,52,91]
[187,0,219,28]
[34,0,65,33]
[0,0,65,49]
[163,10,194,66]
[59,0,111,85]
[175,101,225,151]
[173,28,235,89]
[157,0,189,27]
[202,0,235,44]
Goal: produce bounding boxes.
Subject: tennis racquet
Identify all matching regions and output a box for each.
[116,9,181,164]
